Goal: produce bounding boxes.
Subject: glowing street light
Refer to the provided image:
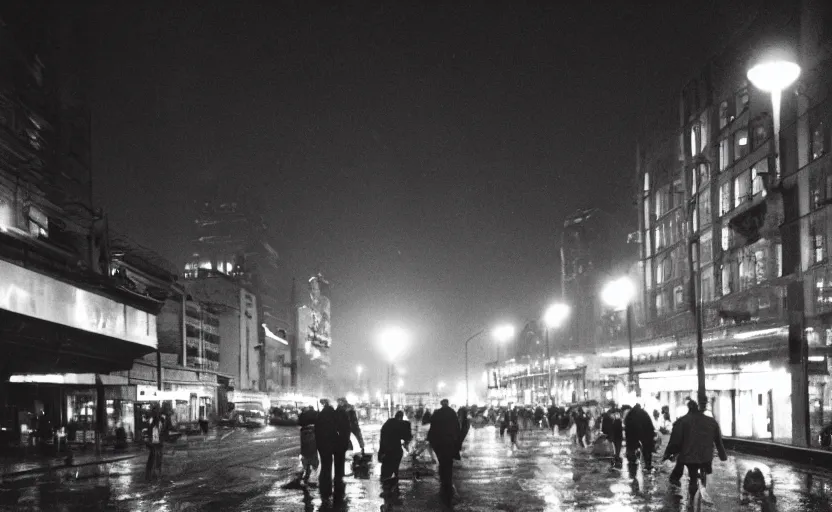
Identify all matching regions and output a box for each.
[437,381,446,392]
[544,303,571,406]
[378,326,410,417]
[747,58,800,180]
[397,378,404,390]
[602,277,637,395]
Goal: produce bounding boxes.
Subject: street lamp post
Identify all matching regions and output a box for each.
[602,277,637,396]
[493,324,515,405]
[544,303,571,406]
[464,329,485,407]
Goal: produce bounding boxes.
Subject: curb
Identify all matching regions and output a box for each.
[1,453,141,481]
[723,437,832,467]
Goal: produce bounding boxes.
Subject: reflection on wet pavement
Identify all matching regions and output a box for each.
[1,424,830,511]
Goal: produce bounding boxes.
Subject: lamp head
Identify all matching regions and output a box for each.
[544,303,571,328]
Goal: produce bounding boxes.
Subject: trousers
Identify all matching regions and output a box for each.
[145,444,163,480]
[380,452,403,488]
[435,451,454,500]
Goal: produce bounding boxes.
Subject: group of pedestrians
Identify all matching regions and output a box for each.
[296,397,364,502]
[597,398,727,498]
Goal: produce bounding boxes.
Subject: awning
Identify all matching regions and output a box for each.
[0,309,156,374]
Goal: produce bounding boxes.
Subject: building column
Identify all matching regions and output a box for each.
[789,280,810,446]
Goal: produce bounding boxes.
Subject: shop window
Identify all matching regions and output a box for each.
[699,187,711,226]
[735,85,749,114]
[810,117,827,161]
[719,181,732,215]
[734,170,751,207]
[751,159,768,197]
[734,128,750,161]
[719,138,731,171]
[719,100,731,129]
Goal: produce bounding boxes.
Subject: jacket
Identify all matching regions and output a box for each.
[665,411,727,464]
[379,418,413,457]
[314,405,339,452]
[298,408,318,428]
[334,405,352,451]
[624,405,655,443]
[428,405,461,455]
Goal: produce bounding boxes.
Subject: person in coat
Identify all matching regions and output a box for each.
[428,399,461,504]
[456,406,471,458]
[144,406,165,481]
[298,406,319,483]
[662,401,728,497]
[665,400,697,486]
[314,398,342,499]
[378,411,413,491]
[331,398,353,495]
[624,403,655,478]
[601,403,624,468]
[342,399,365,453]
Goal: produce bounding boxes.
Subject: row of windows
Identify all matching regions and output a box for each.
[717,159,768,216]
[185,324,220,345]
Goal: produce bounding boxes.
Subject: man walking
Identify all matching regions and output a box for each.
[601,402,623,468]
[428,399,461,504]
[666,400,698,486]
[314,398,341,499]
[662,400,728,497]
[378,410,413,492]
[144,406,165,481]
[332,398,353,498]
[624,403,655,479]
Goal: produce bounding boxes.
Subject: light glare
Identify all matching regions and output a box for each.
[601,276,636,311]
[492,324,515,343]
[747,60,800,93]
[544,303,571,328]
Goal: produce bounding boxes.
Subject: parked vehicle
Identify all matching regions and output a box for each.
[269,406,299,426]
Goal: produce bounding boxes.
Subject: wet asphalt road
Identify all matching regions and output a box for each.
[1,424,831,511]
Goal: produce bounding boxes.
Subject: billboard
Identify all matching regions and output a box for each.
[307,275,331,350]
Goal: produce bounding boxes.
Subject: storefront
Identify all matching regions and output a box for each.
[638,361,795,443]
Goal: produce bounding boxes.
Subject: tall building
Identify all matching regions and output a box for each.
[633,0,832,447]
[185,192,292,394]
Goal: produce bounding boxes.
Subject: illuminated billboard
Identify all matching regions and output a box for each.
[306,275,331,350]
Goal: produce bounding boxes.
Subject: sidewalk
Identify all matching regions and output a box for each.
[0,429,225,481]
[723,436,832,467]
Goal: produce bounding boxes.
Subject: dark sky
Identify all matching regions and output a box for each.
[88,0,751,395]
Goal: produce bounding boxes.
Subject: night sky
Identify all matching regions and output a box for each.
[88,1,751,395]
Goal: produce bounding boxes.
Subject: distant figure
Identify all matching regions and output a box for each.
[378,411,413,492]
[144,407,165,481]
[298,406,319,483]
[663,401,727,497]
[574,407,589,448]
[456,407,470,459]
[428,399,461,504]
[624,404,655,478]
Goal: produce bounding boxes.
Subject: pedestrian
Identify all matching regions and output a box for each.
[314,398,345,500]
[456,406,470,459]
[662,400,728,497]
[298,405,319,484]
[421,408,432,425]
[378,411,413,492]
[624,403,655,478]
[343,399,365,454]
[332,398,354,497]
[508,407,520,446]
[500,408,509,439]
[144,406,164,481]
[428,399,461,504]
[574,407,590,448]
[601,402,623,468]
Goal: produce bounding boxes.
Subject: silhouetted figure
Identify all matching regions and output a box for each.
[379,411,412,491]
[428,399,460,504]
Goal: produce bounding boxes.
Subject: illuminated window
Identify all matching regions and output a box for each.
[734,128,749,161]
[690,124,701,157]
[810,117,827,161]
[719,101,731,129]
[674,285,685,310]
[643,197,652,227]
[751,117,770,149]
[643,173,650,193]
[754,249,767,284]
[27,205,48,238]
[734,170,751,207]
[719,181,732,215]
[721,225,732,251]
[751,160,768,196]
[810,166,824,209]
[701,266,714,302]
[699,111,710,153]
[644,229,652,256]
[775,243,783,277]
[719,138,730,171]
[811,216,827,263]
